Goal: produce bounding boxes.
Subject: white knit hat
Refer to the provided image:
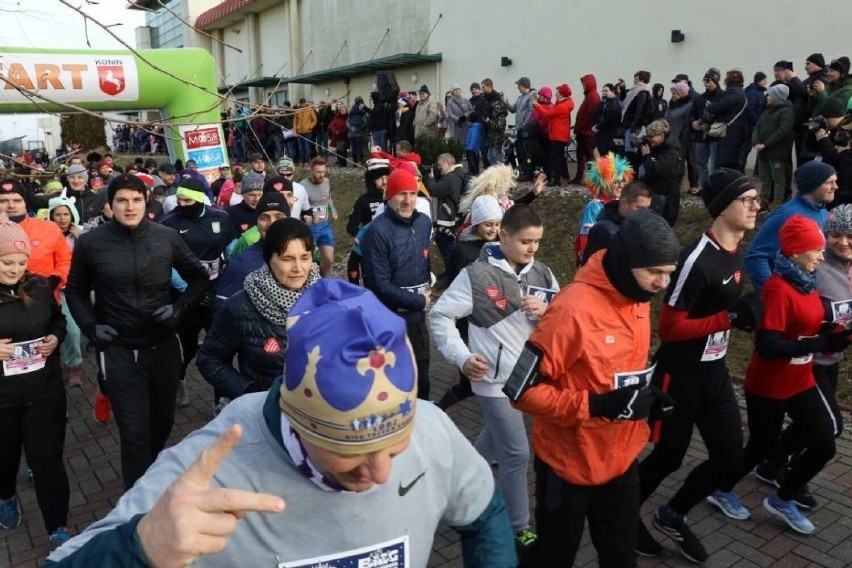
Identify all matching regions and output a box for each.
[470,195,503,226]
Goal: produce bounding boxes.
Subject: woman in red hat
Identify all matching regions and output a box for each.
[719,215,848,535]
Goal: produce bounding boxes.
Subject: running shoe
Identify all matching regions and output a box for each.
[636,520,663,557]
[777,467,818,509]
[49,527,72,549]
[754,460,780,487]
[763,492,815,535]
[653,505,708,564]
[706,490,751,520]
[93,389,111,424]
[176,380,190,408]
[0,495,21,530]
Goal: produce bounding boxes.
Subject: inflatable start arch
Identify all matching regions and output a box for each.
[0,47,228,179]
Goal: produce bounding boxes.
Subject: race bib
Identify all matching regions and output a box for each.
[613,363,656,389]
[200,258,221,280]
[313,205,328,221]
[790,335,817,365]
[278,535,409,568]
[701,330,730,362]
[525,285,558,306]
[831,299,852,327]
[2,337,46,377]
[402,282,429,295]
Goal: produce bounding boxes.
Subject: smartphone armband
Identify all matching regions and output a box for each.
[502,341,544,401]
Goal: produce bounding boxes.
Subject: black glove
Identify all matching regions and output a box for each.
[728,292,764,332]
[46,274,62,291]
[648,386,676,420]
[589,386,655,421]
[458,115,467,125]
[818,327,852,352]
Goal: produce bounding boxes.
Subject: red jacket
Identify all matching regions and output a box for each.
[533,97,574,143]
[370,149,422,168]
[575,75,600,136]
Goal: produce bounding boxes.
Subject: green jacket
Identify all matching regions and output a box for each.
[812,78,852,114]
[752,100,795,162]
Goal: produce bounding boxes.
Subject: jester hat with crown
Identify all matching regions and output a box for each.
[583,152,634,198]
[280,279,417,455]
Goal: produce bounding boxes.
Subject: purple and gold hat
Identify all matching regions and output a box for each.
[280,280,417,455]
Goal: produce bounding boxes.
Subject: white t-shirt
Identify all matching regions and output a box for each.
[291,181,310,220]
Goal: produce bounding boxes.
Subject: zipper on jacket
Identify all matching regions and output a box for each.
[494,343,503,379]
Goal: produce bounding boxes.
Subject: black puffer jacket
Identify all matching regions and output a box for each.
[196,290,285,400]
[641,134,683,226]
[0,276,66,409]
[66,219,208,348]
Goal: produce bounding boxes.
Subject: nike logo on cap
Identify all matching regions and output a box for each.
[398,471,426,496]
[180,229,189,234]
[722,275,734,285]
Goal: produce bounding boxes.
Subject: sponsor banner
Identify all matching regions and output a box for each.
[179,123,228,182]
[0,53,139,102]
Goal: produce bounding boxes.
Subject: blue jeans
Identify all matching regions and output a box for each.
[486,145,503,166]
[298,135,314,163]
[695,141,718,189]
[316,131,329,157]
[371,130,388,152]
[284,138,298,161]
[350,135,365,164]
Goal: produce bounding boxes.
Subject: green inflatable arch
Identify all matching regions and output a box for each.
[0,47,228,178]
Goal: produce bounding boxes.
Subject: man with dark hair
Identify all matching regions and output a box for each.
[581,181,652,264]
[623,70,655,169]
[426,153,466,266]
[66,174,208,488]
[300,157,337,276]
[512,209,679,567]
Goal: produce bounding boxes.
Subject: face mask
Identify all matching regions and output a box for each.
[178,201,204,217]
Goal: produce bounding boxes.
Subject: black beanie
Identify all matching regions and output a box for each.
[263,175,293,194]
[0,179,28,200]
[702,168,756,218]
[263,218,313,264]
[806,53,826,68]
[820,97,846,119]
[107,173,148,204]
[830,56,851,78]
[256,194,291,217]
[602,210,680,302]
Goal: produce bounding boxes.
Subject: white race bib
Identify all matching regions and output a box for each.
[313,205,328,221]
[790,335,817,365]
[613,363,656,390]
[277,535,409,568]
[200,258,221,280]
[2,337,46,376]
[701,330,730,362]
[525,285,558,306]
[402,282,429,295]
[831,299,852,327]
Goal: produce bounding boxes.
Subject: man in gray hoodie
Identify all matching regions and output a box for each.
[505,77,536,180]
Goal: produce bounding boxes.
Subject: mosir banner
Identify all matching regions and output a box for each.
[0,53,140,103]
[179,123,228,181]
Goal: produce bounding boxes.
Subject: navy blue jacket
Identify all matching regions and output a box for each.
[361,207,432,324]
[197,289,285,400]
[215,242,264,302]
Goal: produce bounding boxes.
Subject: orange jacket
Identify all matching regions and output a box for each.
[293,106,318,134]
[19,216,71,289]
[513,251,651,486]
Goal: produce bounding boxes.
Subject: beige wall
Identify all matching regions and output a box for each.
[257,3,290,78]
[221,21,251,87]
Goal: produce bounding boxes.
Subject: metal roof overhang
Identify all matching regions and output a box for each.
[238,76,284,88]
[285,53,442,84]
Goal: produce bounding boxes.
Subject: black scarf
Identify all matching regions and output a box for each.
[603,238,655,303]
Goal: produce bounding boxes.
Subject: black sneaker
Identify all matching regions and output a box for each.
[636,520,662,557]
[754,460,781,487]
[790,484,818,509]
[653,505,708,564]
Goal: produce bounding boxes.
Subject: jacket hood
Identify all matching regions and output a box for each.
[479,242,535,276]
[574,251,634,306]
[581,74,597,94]
[602,200,623,223]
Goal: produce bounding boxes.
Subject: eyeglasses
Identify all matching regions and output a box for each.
[734,195,760,207]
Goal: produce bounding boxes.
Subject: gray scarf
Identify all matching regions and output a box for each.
[243,263,321,325]
[622,82,651,119]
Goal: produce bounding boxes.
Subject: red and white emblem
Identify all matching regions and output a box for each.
[13,240,26,252]
[147,212,155,219]
[485,286,500,300]
[263,337,280,354]
[97,65,126,96]
[734,270,741,284]
[422,248,429,259]
[494,297,509,311]
[30,239,40,248]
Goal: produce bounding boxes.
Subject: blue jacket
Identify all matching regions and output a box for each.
[361,207,432,324]
[215,242,264,301]
[196,289,286,400]
[744,82,767,130]
[745,194,828,291]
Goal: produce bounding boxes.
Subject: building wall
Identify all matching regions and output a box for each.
[305,63,439,107]
[257,3,290,78]
[221,21,251,87]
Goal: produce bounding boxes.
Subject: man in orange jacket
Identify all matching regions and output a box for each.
[0,179,71,290]
[512,209,679,567]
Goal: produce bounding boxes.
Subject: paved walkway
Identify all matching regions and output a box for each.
[2,346,851,567]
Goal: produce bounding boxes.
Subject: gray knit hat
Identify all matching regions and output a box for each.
[824,204,852,235]
[766,84,789,102]
[619,209,681,268]
[66,163,89,182]
[242,172,265,192]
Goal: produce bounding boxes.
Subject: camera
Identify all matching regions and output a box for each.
[806,115,828,132]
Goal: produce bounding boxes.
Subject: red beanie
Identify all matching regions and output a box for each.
[385,168,418,201]
[557,83,572,98]
[779,215,825,256]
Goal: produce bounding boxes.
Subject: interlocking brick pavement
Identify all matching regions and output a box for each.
[1,345,850,567]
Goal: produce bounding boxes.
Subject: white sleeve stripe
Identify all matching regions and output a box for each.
[667,234,712,307]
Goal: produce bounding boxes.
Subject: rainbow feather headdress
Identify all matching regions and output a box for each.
[583,152,634,197]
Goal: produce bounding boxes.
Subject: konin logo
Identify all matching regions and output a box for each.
[97,63,125,96]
